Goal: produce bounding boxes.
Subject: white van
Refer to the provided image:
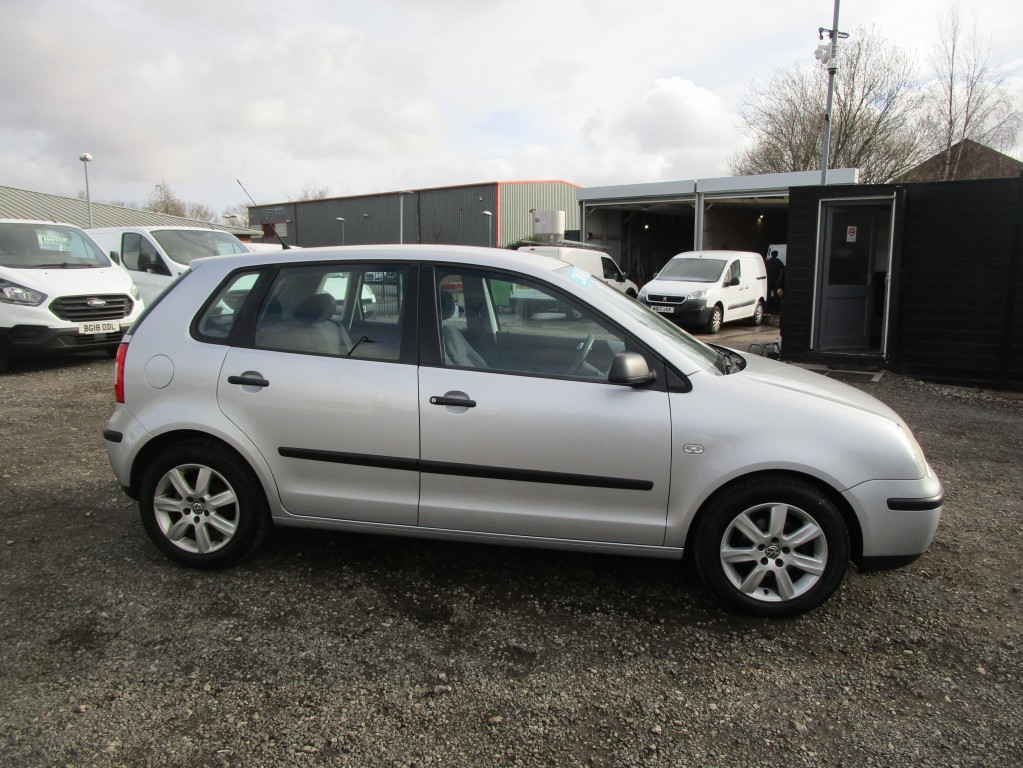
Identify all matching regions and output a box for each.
[0,220,144,372]
[88,226,250,306]
[517,245,638,297]
[638,250,767,333]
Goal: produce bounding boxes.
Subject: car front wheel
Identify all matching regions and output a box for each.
[704,305,723,334]
[694,476,850,617]
[139,442,268,568]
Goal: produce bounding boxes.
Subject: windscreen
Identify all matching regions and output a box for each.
[151,229,249,266]
[657,257,726,282]
[0,222,110,269]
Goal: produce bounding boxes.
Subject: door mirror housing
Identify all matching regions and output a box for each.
[608,351,656,386]
[108,250,121,266]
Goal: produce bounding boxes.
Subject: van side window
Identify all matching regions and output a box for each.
[601,256,623,280]
[726,260,741,283]
[121,233,165,274]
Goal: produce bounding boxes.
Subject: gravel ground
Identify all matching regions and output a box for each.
[1,352,1021,767]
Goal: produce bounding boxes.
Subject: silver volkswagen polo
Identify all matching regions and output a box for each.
[103,245,942,617]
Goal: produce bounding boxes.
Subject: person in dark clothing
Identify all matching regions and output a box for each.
[766,250,785,316]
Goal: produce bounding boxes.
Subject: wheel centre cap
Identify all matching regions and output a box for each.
[765,544,782,559]
[191,502,205,514]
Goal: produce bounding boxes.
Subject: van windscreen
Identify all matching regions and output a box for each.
[151,229,249,266]
[658,258,726,282]
[0,223,109,269]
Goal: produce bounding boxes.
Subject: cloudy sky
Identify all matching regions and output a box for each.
[3,0,1022,215]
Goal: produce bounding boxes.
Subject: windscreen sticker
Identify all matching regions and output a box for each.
[568,267,592,287]
[37,232,72,251]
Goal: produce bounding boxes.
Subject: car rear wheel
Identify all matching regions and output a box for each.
[748,300,764,326]
[139,442,268,569]
[694,476,850,617]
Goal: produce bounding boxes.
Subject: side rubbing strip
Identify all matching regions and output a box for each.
[420,460,653,491]
[278,448,653,491]
[278,448,419,473]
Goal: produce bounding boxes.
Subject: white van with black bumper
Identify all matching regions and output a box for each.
[0,220,143,372]
[639,250,767,333]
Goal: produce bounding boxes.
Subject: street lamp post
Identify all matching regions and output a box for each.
[336,217,346,245]
[79,153,93,227]
[482,210,493,247]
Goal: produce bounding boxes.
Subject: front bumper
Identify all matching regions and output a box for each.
[0,324,128,355]
[844,470,943,565]
[642,297,711,326]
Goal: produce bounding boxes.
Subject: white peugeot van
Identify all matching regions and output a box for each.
[0,220,143,372]
[518,245,638,297]
[88,226,250,306]
[639,250,767,333]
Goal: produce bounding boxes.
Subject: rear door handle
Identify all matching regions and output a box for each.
[228,373,270,388]
[430,395,476,407]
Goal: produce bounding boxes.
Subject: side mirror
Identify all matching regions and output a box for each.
[726,277,740,287]
[608,351,656,386]
[108,250,121,265]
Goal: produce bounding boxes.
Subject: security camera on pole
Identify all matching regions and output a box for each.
[816,0,848,185]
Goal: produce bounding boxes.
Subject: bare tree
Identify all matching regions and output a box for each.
[918,3,1022,180]
[185,202,218,223]
[221,203,252,226]
[730,25,925,183]
[145,181,186,217]
[290,184,329,202]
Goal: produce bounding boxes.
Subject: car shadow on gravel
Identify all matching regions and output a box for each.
[253,526,720,626]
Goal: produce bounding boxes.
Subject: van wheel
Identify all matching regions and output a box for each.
[694,476,850,617]
[704,305,723,334]
[138,441,269,569]
[749,301,764,326]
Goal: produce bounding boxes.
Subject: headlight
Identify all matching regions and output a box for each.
[0,280,47,306]
[897,423,930,478]
[687,289,707,300]
[130,284,140,300]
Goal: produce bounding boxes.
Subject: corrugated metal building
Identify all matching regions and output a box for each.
[247,180,580,248]
[0,185,257,236]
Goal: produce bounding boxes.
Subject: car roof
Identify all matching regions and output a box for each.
[190,244,569,276]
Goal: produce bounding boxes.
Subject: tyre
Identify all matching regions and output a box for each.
[704,305,723,334]
[138,441,269,569]
[694,476,850,617]
[748,300,764,326]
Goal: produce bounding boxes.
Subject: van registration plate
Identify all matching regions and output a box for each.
[78,321,120,335]
[651,305,674,314]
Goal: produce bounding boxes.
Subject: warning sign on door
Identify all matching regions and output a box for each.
[846,226,858,242]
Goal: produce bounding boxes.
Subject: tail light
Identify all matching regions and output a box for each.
[114,342,128,403]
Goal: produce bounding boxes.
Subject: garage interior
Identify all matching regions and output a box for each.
[577,170,858,285]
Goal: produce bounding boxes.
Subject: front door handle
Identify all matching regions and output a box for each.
[228,373,270,388]
[430,395,476,407]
